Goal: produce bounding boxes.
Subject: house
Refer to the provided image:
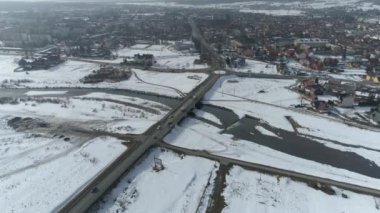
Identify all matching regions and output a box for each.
[312,99,329,112]
[134,54,154,66]
[299,78,324,99]
[294,38,330,48]
[175,40,194,51]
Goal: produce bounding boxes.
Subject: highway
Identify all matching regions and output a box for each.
[55,73,221,213]
[158,142,380,197]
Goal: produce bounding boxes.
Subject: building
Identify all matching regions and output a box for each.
[294,38,330,48]
[174,40,194,51]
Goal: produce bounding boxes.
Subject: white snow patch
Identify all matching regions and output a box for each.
[92,148,218,213]
[223,166,380,213]
[25,90,67,96]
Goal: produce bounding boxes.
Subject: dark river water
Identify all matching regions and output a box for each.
[200,104,380,179]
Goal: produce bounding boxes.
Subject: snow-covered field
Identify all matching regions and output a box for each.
[116,44,208,70]
[154,55,208,70]
[0,93,169,134]
[117,44,182,58]
[240,9,305,16]
[206,76,301,107]
[0,115,127,212]
[233,59,279,75]
[91,148,218,213]
[222,166,380,213]
[0,55,208,97]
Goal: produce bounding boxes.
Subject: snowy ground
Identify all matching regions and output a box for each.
[204,76,301,107]
[0,55,208,97]
[25,90,68,96]
[240,9,305,16]
[91,148,219,213]
[232,59,279,75]
[194,109,222,125]
[0,93,170,134]
[222,166,380,213]
[116,44,183,58]
[116,44,208,70]
[154,55,208,70]
[0,115,127,212]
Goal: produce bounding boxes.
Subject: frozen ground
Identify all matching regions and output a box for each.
[222,166,380,213]
[165,117,380,190]
[0,115,127,212]
[91,148,218,213]
[154,55,208,70]
[240,9,305,16]
[0,93,169,134]
[0,55,208,97]
[205,76,301,107]
[116,44,208,70]
[194,109,222,125]
[116,44,183,58]
[232,59,279,75]
[25,90,68,96]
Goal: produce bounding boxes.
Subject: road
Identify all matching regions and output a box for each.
[189,16,225,70]
[55,73,221,213]
[158,142,380,197]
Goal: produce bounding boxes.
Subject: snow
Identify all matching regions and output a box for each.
[0,93,168,134]
[205,76,301,107]
[91,148,218,213]
[0,114,127,212]
[233,59,279,75]
[130,69,208,97]
[25,90,67,96]
[222,166,380,213]
[255,126,282,139]
[164,118,380,190]
[79,92,171,112]
[317,95,339,102]
[117,44,182,58]
[194,109,222,125]
[154,55,208,70]
[240,9,305,16]
[0,55,208,97]
[117,44,208,70]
